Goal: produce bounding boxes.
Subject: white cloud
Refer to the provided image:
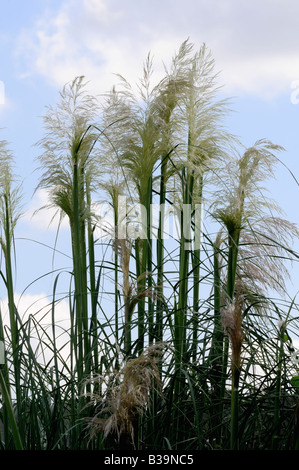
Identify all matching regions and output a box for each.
[21,0,299,96]
[15,0,147,95]
[23,188,114,239]
[0,80,5,106]
[14,0,299,99]
[23,188,69,232]
[0,85,14,117]
[1,292,71,368]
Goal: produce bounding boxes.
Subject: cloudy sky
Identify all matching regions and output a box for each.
[1,0,299,324]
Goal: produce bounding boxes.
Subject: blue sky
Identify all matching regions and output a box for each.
[1,0,299,322]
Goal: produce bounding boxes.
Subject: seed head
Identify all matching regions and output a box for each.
[221,292,245,370]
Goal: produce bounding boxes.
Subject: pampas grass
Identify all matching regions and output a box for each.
[0,39,299,451]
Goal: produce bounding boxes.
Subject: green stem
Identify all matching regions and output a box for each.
[272,324,285,449]
[79,167,90,376]
[230,366,240,450]
[220,226,241,447]
[174,166,194,423]
[72,153,89,391]
[209,241,225,440]
[113,205,119,346]
[227,228,240,302]
[147,177,154,345]
[3,193,24,441]
[191,177,202,363]
[136,178,153,355]
[87,184,99,377]
[176,170,189,367]
[4,195,18,354]
[0,368,23,450]
[0,308,13,447]
[156,152,169,345]
[222,227,241,381]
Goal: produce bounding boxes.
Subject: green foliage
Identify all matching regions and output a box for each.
[0,39,299,451]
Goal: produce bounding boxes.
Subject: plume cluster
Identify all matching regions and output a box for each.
[84,343,166,445]
[221,289,245,371]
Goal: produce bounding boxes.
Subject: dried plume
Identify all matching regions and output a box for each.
[84,342,166,445]
[221,288,245,371]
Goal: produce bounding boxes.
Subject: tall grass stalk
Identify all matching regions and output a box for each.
[86,182,99,376]
[0,140,24,447]
[0,368,23,450]
[36,76,99,385]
